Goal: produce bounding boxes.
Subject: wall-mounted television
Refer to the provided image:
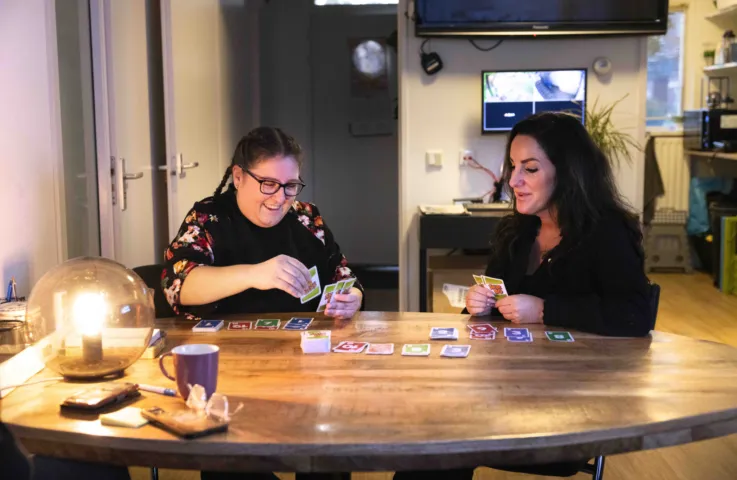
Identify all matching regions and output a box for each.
[415,0,668,37]
[482,69,587,133]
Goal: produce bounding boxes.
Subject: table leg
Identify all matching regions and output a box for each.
[151,467,158,480]
[419,247,427,312]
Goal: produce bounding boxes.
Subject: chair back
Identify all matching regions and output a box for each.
[649,282,661,330]
[132,264,175,318]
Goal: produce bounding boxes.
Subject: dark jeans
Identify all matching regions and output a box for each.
[201,473,350,480]
[393,460,587,479]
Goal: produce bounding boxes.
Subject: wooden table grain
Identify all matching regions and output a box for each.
[4,312,737,473]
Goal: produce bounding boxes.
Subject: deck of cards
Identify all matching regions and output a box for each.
[255,319,280,330]
[316,277,356,312]
[473,275,508,298]
[284,317,313,330]
[441,345,471,358]
[430,327,459,340]
[192,320,224,332]
[227,321,253,331]
[504,327,533,342]
[467,323,497,340]
[366,343,394,355]
[300,330,331,353]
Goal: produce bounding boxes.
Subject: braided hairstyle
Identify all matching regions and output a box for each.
[214,127,304,196]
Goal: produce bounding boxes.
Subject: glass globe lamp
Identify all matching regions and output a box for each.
[25,257,155,379]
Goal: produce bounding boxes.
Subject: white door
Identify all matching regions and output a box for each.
[91,0,163,269]
[160,0,256,238]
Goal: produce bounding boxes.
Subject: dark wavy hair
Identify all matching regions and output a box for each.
[214,126,303,196]
[490,112,641,264]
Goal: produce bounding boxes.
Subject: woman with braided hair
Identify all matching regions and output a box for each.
[162,126,363,321]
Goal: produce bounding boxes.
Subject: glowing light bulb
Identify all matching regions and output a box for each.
[73,292,107,362]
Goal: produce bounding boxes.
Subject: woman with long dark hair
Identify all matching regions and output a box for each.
[465,111,652,336]
[395,112,654,480]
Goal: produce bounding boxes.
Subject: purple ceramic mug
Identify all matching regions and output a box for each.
[159,344,219,400]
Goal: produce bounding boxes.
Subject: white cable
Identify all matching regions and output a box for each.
[0,377,63,392]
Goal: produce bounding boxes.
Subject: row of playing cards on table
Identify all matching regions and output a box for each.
[472,275,508,298]
[192,318,315,332]
[300,335,471,358]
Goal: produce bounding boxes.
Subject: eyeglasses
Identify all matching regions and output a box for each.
[241,168,305,197]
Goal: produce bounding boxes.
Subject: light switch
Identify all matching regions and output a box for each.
[425,150,443,167]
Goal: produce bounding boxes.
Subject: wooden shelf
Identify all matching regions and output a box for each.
[687,149,737,161]
[704,62,737,75]
[706,4,737,21]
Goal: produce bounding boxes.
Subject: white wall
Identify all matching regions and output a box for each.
[397,0,648,311]
[0,0,64,297]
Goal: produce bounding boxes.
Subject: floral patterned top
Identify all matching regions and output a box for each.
[162,188,362,318]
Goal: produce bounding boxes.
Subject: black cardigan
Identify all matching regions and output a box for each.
[484,213,653,337]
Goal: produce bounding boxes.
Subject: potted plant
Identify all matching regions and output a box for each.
[583,95,641,168]
[704,49,716,66]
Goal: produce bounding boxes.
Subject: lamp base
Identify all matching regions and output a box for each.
[47,357,129,380]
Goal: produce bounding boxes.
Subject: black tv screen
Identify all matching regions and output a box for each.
[482,69,587,133]
[415,0,668,37]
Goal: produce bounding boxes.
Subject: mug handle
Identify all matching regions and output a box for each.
[159,352,175,381]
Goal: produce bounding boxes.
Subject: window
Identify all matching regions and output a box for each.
[646,10,686,129]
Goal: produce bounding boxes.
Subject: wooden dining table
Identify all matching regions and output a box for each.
[4,311,737,474]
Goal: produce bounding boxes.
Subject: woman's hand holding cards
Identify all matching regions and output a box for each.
[250,255,313,298]
[465,285,496,316]
[496,294,544,324]
[325,288,362,320]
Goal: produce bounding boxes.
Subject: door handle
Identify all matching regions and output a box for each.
[113,157,144,212]
[175,153,199,178]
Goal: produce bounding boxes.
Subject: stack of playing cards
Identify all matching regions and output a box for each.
[467,323,497,340]
[283,317,313,330]
[300,266,321,304]
[192,320,224,332]
[317,278,357,312]
[332,341,368,353]
[366,343,394,355]
[545,331,575,342]
[504,327,532,342]
[227,321,253,331]
[255,319,280,330]
[429,327,459,340]
[472,275,508,298]
[300,330,331,353]
[441,345,471,358]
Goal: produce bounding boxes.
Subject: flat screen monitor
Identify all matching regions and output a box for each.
[415,0,668,37]
[482,69,587,133]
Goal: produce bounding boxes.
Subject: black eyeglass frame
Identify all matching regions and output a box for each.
[237,166,306,197]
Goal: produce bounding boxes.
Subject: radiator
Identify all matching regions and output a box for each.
[653,136,689,211]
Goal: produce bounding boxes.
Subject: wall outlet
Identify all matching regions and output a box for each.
[459,149,474,167]
[426,150,443,167]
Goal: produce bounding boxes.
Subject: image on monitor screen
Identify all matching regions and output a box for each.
[482,69,586,133]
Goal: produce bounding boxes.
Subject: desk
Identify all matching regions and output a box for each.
[419,211,511,311]
[686,149,737,178]
[4,312,737,473]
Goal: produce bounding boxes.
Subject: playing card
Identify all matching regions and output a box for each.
[470,331,495,340]
[366,343,394,355]
[300,266,321,304]
[507,334,533,342]
[430,327,459,340]
[473,274,485,285]
[482,276,508,298]
[401,344,431,356]
[441,344,471,358]
[339,277,356,294]
[332,341,368,353]
[255,318,281,330]
[227,321,253,331]
[316,283,338,312]
[284,317,314,330]
[467,324,496,334]
[300,330,331,353]
[504,327,530,338]
[545,331,575,342]
[192,320,224,332]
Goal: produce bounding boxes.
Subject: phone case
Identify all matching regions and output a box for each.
[141,406,229,438]
[61,382,140,410]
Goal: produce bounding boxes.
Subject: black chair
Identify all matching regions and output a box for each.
[132,264,175,319]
